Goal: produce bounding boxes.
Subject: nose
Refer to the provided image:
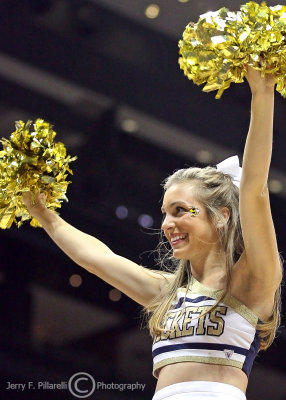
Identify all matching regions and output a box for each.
[161,214,175,234]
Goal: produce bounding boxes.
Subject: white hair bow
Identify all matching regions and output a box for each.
[216,155,242,188]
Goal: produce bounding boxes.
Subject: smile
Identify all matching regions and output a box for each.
[170,234,188,246]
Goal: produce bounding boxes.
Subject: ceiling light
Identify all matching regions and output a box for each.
[116,205,128,219]
[109,288,122,302]
[177,0,190,3]
[269,179,283,194]
[69,274,82,288]
[145,4,160,19]
[196,150,213,163]
[121,119,139,133]
[138,214,154,228]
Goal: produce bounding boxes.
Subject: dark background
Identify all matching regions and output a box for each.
[0,1,285,399]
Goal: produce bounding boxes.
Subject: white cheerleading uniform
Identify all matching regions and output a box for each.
[151,277,260,399]
[152,381,246,400]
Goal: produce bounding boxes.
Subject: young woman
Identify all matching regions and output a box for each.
[23,66,283,400]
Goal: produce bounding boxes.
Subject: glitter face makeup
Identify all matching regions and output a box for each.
[189,207,200,217]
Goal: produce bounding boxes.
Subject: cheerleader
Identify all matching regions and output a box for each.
[23,66,282,400]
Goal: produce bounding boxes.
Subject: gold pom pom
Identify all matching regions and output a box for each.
[0,119,77,228]
[179,1,286,98]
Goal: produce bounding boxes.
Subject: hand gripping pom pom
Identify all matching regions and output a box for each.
[0,119,77,228]
[178,1,286,99]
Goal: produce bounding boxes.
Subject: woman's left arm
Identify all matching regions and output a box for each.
[239,66,282,292]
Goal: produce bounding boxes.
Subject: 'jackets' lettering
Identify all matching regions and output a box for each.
[154,305,227,343]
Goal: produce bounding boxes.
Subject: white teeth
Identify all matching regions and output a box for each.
[171,234,187,243]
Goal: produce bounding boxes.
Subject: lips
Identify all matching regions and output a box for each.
[170,234,188,247]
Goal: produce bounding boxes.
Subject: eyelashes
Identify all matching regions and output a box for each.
[176,206,200,217]
[161,206,186,218]
[161,206,200,218]
[176,206,188,213]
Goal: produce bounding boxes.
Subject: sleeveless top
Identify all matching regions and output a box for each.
[152,277,261,378]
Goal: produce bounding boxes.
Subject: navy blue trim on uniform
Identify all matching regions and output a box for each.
[174,296,214,309]
[242,330,261,377]
[152,342,248,358]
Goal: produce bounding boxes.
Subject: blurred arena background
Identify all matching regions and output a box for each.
[0,1,285,399]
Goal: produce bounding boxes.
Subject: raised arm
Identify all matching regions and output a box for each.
[238,67,282,295]
[23,192,168,307]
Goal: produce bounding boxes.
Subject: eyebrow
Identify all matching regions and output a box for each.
[161,201,189,213]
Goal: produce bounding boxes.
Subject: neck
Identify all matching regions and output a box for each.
[189,249,227,289]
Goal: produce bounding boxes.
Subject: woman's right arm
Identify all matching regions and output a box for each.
[23,192,168,307]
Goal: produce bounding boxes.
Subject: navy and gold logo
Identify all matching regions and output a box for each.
[154,305,227,343]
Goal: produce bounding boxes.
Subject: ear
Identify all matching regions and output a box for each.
[216,207,230,229]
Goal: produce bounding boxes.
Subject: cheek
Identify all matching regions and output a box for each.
[180,214,197,229]
[183,215,212,235]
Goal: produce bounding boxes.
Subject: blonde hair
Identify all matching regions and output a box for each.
[144,166,282,351]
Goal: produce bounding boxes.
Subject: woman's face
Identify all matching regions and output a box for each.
[161,183,219,260]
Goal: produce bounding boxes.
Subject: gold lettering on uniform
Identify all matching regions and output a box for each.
[153,314,174,343]
[194,306,210,335]
[160,330,170,340]
[207,306,227,336]
[153,335,160,344]
[181,307,194,336]
[160,315,174,340]
[155,315,175,342]
[169,309,184,339]
[154,305,228,342]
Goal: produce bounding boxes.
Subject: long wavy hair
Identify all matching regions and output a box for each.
[143,166,282,351]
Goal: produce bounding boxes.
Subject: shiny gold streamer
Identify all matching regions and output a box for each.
[0,119,77,228]
[179,1,286,98]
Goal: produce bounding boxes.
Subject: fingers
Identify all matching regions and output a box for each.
[245,64,276,93]
[22,191,33,208]
[34,192,47,204]
[22,191,47,212]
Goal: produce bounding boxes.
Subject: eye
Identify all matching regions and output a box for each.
[176,206,188,214]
